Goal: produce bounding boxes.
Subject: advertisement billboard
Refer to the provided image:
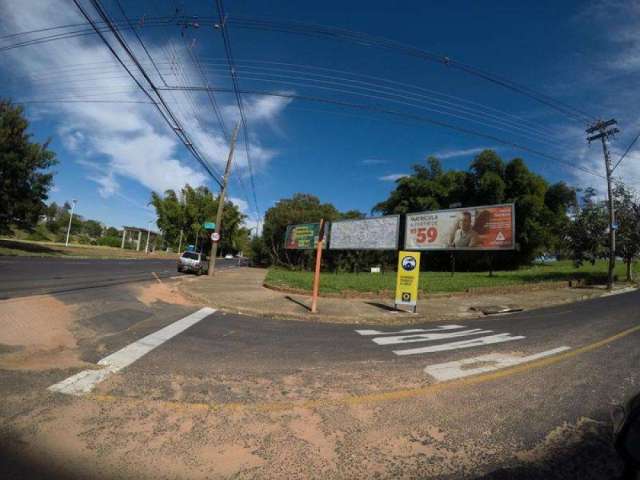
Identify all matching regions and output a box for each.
[405,204,515,251]
[329,215,400,250]
[284,223,326,250]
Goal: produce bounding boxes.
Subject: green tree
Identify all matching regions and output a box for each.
[374,150,575,268]
[262,193,340,266]
[151,185,246,256]
[566,188,608,267]
[0,100,57,234]
[613,183,640,281]
[105,226,120,237]
[82,219,103,238]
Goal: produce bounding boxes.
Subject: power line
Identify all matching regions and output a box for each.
[3,13,597,123]
[160,84,605,179]
[113,0,168,87]
[214,0,262,224]
[197,63,564,148]
[612,129,640,172]
[228,16,597,123]
[71,0,223,187]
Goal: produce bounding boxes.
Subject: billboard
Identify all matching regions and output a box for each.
[405,204,515,251]
[329,215,400,250]
[284,223,326,249]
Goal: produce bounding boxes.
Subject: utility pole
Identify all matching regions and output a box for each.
[65,199,77,247]
[145,220,152,253]
[208,122,241,276]
[586,119,619,290]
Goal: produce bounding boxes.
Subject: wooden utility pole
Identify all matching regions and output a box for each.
[310,219,325,313]
[586,119,619,290]
[208,122,241,276]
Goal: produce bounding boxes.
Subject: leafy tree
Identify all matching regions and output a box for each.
[105,226,120,237]
[262,193,340,266]
[82,219,103,238]
[0,100,57,234]
[374,150,575,268]
[613,183,640,281]
[151,185,246,256]
[566,188,608,267]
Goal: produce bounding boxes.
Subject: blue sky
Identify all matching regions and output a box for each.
[1,0,639,230]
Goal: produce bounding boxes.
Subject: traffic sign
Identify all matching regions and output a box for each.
[211,232,220,242]
[203,221,216,230]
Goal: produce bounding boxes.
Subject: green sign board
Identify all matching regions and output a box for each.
[284,223,326,250]
[203,221,216,230]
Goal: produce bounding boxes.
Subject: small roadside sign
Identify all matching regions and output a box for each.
[203,221,216,230]
[211,232,220,242]
[394,250,421,313]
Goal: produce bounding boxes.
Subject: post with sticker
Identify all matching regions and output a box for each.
[394,251,421,313]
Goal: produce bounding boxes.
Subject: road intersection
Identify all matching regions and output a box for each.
[0,259,638,478]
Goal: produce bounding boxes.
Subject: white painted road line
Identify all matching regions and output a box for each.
[355,325,465,336]
[372,329,493,345]
[424,346,571,381]
[393,333,525,356]
[48,307,216,396]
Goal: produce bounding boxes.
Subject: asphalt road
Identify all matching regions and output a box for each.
[0,256,240,299]
[0,272,638,479]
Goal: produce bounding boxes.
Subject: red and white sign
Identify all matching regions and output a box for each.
[405,204,515,251]
[211,232,220,242]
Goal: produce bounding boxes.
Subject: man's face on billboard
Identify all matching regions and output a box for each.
[461,212,472,231]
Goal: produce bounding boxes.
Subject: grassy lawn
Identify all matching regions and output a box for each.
[0,238,177,259]
[265,260,638,294]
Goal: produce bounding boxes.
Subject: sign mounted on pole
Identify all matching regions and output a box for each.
[203,221,216,230]
[211,232,220,242]
[405,204,515,251]
[394,251,421,313]
[284,223,327,250]
[329,215,400,250]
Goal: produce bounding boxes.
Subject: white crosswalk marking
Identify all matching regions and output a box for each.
[393,333,525,356]
[355,325,465,336]
[372,328,493,345]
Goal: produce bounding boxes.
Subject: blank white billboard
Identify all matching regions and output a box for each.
[329,215,400,250]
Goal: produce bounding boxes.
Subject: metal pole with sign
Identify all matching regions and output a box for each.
[394,251,421,313]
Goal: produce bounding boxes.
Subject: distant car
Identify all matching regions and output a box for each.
[177,251,209,275]
[224,254,233,259]
[533,255,558,264]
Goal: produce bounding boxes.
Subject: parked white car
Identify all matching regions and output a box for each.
[177,251,209,275]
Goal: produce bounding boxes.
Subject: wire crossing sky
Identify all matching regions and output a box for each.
[1,0,639,230]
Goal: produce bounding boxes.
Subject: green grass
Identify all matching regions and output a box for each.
[265,260,638,294]
[0,238,177,259]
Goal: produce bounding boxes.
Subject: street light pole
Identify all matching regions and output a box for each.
[208,122,241,276]
[65,199,77,247]
[145,220,152,253]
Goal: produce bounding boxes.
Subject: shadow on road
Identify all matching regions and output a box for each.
[470,421,625,480]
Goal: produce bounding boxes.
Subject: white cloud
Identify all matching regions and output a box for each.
[0,0,290,206]
[432,146,495,159]
[379,173,408,181]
